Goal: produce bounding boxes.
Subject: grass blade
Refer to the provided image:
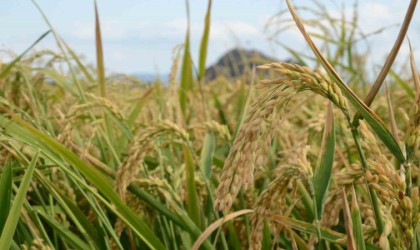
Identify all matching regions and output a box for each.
[37,211,91,250]
[31,0,87,101]
[0,30,51,80]
[36,171,99,248]
[385,84,399,141]
[390,69,415,98]
[277,43,308,66]
[200,132,215,179]
[62,40,95,84]
[409,41,420,93]
[179,0,194,117]
[291,231,309,250]
[271,213,379,250]
[212,92,230,131]
[198,0,212,81]
[261,223,272,250]
[37,68,78,96]
[313,103,335,219]
[297,181,315,221]
[0,157,12,235]
[127,87,154,128]
[310,103,334,249]
[235,67,255,136]
[406,41,420,195]
[0,153,39,250]
[341,188,356,250]
[285,0,405,163]
[351,186,366,250]
[0,115,165,250]
[128,185,215,250]
[357,0,417,109]
[95,0,106,98]
[94,0,118,166]
[185,146,201,228]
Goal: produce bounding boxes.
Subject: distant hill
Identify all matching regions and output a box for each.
[131,48,291,83]
[133,73,168,83]
[205,48,278,81]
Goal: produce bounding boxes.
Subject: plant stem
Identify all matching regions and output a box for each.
[308,177,324,250]
[404,162,413,197]
[349,121,384,234]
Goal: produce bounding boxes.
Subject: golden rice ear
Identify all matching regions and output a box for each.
[259,63,348,112]
[250,165,307,250]
[286,0,405,164]
[115,120,189,200]
[215,62,349,213]
[214,82,296,212]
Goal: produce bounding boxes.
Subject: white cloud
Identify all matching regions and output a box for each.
[71,21,93,40]
[70,17,261,45]
[71,20,136,40]
[110,50,125,62]
[211,21,258,38]
[59,0,420,73]
[70,21,113,40]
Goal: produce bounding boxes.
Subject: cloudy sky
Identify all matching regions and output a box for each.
[1,0,419,75]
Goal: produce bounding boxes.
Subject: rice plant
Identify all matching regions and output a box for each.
[0,0,419,250]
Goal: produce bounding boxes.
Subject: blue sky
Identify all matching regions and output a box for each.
[1,0,419,75]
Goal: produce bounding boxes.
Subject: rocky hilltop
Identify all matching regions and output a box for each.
[205,48,277,81]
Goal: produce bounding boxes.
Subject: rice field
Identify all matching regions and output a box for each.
[0,1,419,249]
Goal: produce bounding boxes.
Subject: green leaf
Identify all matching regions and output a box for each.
[415,225,420,250]
[31,1,87,100]
[62,40,95,84]
[198,0,212,80]
[0,115,165,250]
[271,214,379,250]
[226,221,242,250]
[277,43,308,66]
[235,80,251,136]
[107,111,133,140]
[0,153,38,250]
[37,68,78,96]
[185,146,201,228]
[390,69,415,98]
[36,172,99,248]
[313,104,335,219]
[213,92,230,130]
[0,157,12,235]
[0,30,51,80]
[179,0,194,117]
[341,188,356,249]
[261,222,272,250]
[94,0,106,98]
[351,186,366,250]
[285,0,405,164]
[297,181,315,221]
[385,84,400,141]
[127,87,154,129]
[292,231,309,250]
[37,211,91,250]
[200,132,215,179]
[94,1,117,162]
[128,185,215,250]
